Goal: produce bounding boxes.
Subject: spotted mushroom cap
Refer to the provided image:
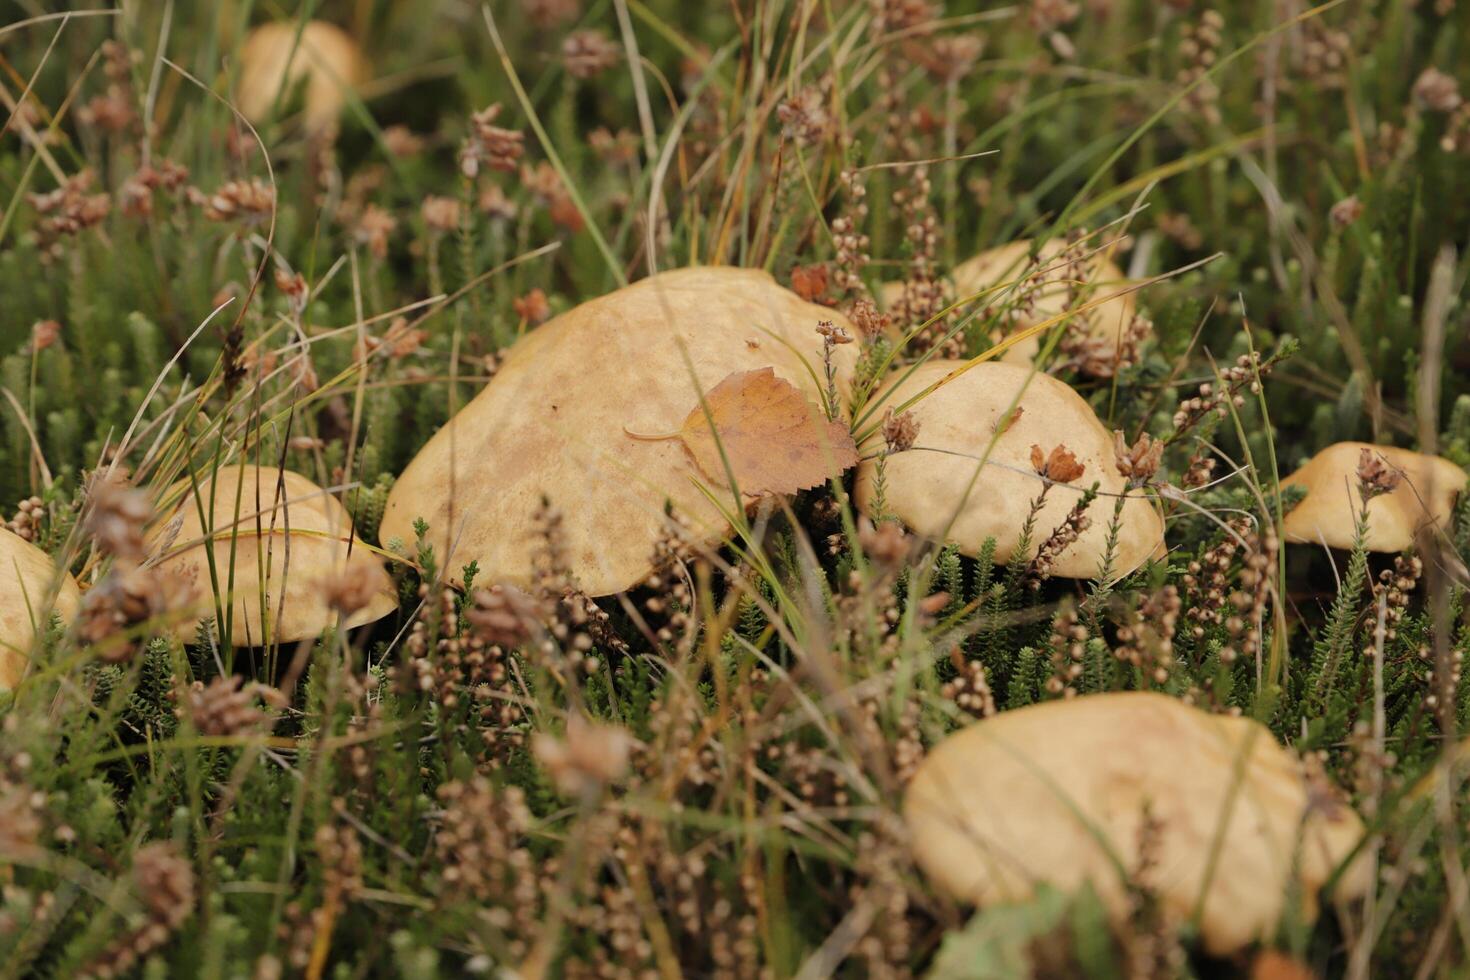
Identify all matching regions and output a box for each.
[148,465,395,646]
[879,238,1142,364]
[236,21,368,133]
[904,692,1370,957]
[379,266,861,597]
[1281,442,1467,552]
[0,527,81,690]
[854,359,1164,579]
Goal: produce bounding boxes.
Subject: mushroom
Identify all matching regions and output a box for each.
[0,528,81,690]
[236,21,367,133]
[904,692,1369,956]
[854,359,1163,579]
[880,238,1143,365]
[1281,442,1467,552]
[148,466,395,645]
[379,267,861,597]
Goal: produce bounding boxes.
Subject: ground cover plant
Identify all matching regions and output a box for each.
[2,0,1470,976]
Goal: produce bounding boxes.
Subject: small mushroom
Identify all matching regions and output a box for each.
[148,466,395,645]
[904,692,1369,956]
[379,267,861,597]
[0,528,81,690]
[1281,442,1467,552]
[235,21,367,133]
[855,360,1163,579]
[880,238,1142,364]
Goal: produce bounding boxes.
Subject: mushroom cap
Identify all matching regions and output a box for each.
[236,21,367,132]
[379,266,861,597]
[1281,442,1467,552]
[904,692,1369,956]
[879,239,1141,364]
[0,528,81,690]
[854,360,1163,579]
[149,466,395,645]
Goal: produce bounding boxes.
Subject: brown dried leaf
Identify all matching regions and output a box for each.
[679,368,858,496]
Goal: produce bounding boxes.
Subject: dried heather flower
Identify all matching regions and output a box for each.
[1113,430,1164,485]
[197,178,274,225]
[83,475,152,560]
[319,562,385,617]
[466,584,545,649]
[858,516,909,567]
[1030,443,1086,483]
[1024,491,1094,590]
[513,288,551,324]
[420,195,461,235]
[533,715,633,797]
[1356,448,1402,500]
[790,263,830,303]
[30,320,61,353]
[1330,195,1364,229]
[942,650,996,717]
[848,298,889,339]
[381,125,425,158]
[918,34,985,82]
[777,88,830,145]
[6,495,45,542]
[882,409,920,454]
[1412,67,1462,113]
[353,204,397,260]
[181,675,279,737]
[562,30,621,79]
[470,105,525,174]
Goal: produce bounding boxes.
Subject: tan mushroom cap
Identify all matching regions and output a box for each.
[854,360,1163,579]
[236,21,367,133]
[148,466,395,645]
[879,239,1141,363]
[0,528,81,690]
[1281,442,1467,552]
[379,267,860,597]
[905,692,1369,956]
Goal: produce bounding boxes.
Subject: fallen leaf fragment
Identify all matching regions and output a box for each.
[677,368,859,495]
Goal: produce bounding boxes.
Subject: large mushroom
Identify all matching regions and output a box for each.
[235,21,367,133]
[905,692,1369,956]
[1281,442,1467,552]
[148,465,395,645]
[881,238,1143,365]
[379,267,861,597]
[854,360,1164,580]
[0,528,81,690]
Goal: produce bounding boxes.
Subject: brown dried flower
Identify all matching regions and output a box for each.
[533,714,633,797]
[466,584,545,649]
[513,288,551,325]
[1030,443,1086,483]
[563,30,621,80]
[1356,448,1402,501]
[882,408,920,454]
[83,474,153,560]
[1113,430,1164,485]
[1413,67,1462,113]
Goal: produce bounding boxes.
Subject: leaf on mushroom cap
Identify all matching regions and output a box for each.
[1281,442,1467,552]
[0,528,81,690]
[674,368,858,496]
[904,692,1370,957]
[378,267,861,597]
[236,21,368,133]
[854,360,1163,579]
[878,238,1142,363]
[147,465,394,646]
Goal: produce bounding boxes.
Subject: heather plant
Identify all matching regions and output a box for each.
[1,1,1469,977]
